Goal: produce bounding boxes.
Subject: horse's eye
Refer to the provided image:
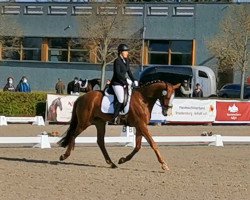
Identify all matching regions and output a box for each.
[162,90,167,96]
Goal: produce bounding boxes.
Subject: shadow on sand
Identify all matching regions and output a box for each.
[0,156,165,173]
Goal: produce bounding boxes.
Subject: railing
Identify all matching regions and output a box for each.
[1,126,250,149]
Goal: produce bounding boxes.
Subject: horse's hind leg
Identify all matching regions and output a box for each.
[59,124,87,161]
[118,132,142,165]
[95,121,117,168]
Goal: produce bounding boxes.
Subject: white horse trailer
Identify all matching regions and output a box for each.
[140,65,217,97]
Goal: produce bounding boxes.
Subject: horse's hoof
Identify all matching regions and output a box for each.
[118,157,126,164]
[59,155,65,161]
[111,163,118,168]
[162,163,170,171]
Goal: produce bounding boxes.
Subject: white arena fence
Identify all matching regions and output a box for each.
[0,116,45,126]
[0,126,250,149]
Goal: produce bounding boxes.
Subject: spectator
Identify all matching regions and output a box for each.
[16,76,31,92]
[55,78,65,94]
[3,77,15,92]
[67,77,80,95]
[180,80,191,97]
[193,83,203,97]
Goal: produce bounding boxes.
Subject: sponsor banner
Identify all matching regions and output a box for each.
[215,101,250,122]
[151,99,216,122]
[46,94,78,122]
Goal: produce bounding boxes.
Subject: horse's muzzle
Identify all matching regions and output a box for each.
[162,107,168,116]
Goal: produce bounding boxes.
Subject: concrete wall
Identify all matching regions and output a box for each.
[0,61,141,91]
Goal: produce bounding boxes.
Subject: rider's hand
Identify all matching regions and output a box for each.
[134,81,139,87]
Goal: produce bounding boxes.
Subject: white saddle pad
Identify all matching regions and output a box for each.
[101,94,131,115]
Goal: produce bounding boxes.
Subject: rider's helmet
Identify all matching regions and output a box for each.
[117,44,129,53]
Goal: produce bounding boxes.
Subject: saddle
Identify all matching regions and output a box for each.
[101,82,132,115]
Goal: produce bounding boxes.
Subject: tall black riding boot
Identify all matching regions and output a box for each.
[112,102,123,124]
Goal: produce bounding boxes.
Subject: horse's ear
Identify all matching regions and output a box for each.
[173,83,181,90]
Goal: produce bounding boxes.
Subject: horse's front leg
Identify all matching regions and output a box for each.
[118,133,142,165]
[140,125,169,171]
[95,121,117,168]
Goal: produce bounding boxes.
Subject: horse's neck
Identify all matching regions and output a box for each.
[91,79,99,87]
[139,83,166,112]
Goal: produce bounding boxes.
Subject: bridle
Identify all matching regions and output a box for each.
[159,86,174,114]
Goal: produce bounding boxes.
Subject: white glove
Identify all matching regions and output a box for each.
[134,81,138,87]
[126,78,133,85]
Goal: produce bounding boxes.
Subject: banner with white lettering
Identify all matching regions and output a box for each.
[46,94,78,122]
[151,99,216,123]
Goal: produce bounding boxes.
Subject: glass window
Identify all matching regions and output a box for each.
[149,40,169,52]
[198,70,208,78]
[170,40,192,53]
[49,38,68,49]
[171,53,191,65]
[148,40,169,65]
[2,49,20,60]
[2,37,21,60]
[22,37,42,61]
[70,50,89,62]
[147,40,193,65]
[170,40,192,65]
[48,38,68,62]
[149,53,168,65]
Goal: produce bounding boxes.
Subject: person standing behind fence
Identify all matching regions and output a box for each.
[3,77,15,92]
[180,80,191,97]
[55,78,65,94]
[193,83,203,97]
[16,76,31,92]
[67,77,80,95]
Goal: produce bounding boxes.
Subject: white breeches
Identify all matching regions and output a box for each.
[112,85,124,103]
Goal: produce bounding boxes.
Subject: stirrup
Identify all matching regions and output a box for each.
[112,116,120,125]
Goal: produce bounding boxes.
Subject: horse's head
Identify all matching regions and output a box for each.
[159,83,181,116]
[56,97,63,111]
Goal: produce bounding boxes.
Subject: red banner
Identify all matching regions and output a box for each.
[216,101,250,122]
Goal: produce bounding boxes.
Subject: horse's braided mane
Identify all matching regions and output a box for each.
[139,80,164,88]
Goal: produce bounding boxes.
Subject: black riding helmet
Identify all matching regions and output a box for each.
[117,44,129,53]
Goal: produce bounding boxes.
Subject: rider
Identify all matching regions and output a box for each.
[110,44,138,123]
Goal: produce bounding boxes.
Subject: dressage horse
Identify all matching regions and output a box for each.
[79,78,101,93]
[58,81,180,170]
[47,97,62,121]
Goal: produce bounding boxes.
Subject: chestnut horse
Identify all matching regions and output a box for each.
[79,78,101,93]
[58,81,180,170]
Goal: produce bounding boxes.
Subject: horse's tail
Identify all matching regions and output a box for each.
[57,99,78,148]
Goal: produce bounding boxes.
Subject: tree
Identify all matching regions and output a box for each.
[0,7,23,61]
[76,0,142,89]
[207,5,250,99]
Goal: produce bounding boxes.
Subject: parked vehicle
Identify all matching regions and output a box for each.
[218,83,250,99]
[139,65,217,97]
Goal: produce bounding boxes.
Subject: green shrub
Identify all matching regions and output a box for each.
[0,92,47,117]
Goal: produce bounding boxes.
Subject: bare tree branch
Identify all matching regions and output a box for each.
[76,0,142,89]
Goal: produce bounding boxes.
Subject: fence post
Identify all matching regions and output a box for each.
[33,116,45,126]
[121,126,135,147]
[0,116,7,126]
[33,133,51,149]
[209,135,224,147]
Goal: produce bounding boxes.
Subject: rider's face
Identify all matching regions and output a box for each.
[121,51,129,58]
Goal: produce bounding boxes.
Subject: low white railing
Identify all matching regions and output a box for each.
[0,126,250,149]
[0,116,45,126]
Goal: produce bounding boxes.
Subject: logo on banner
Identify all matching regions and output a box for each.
[227,104,241,120]
[228,104,238,113]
